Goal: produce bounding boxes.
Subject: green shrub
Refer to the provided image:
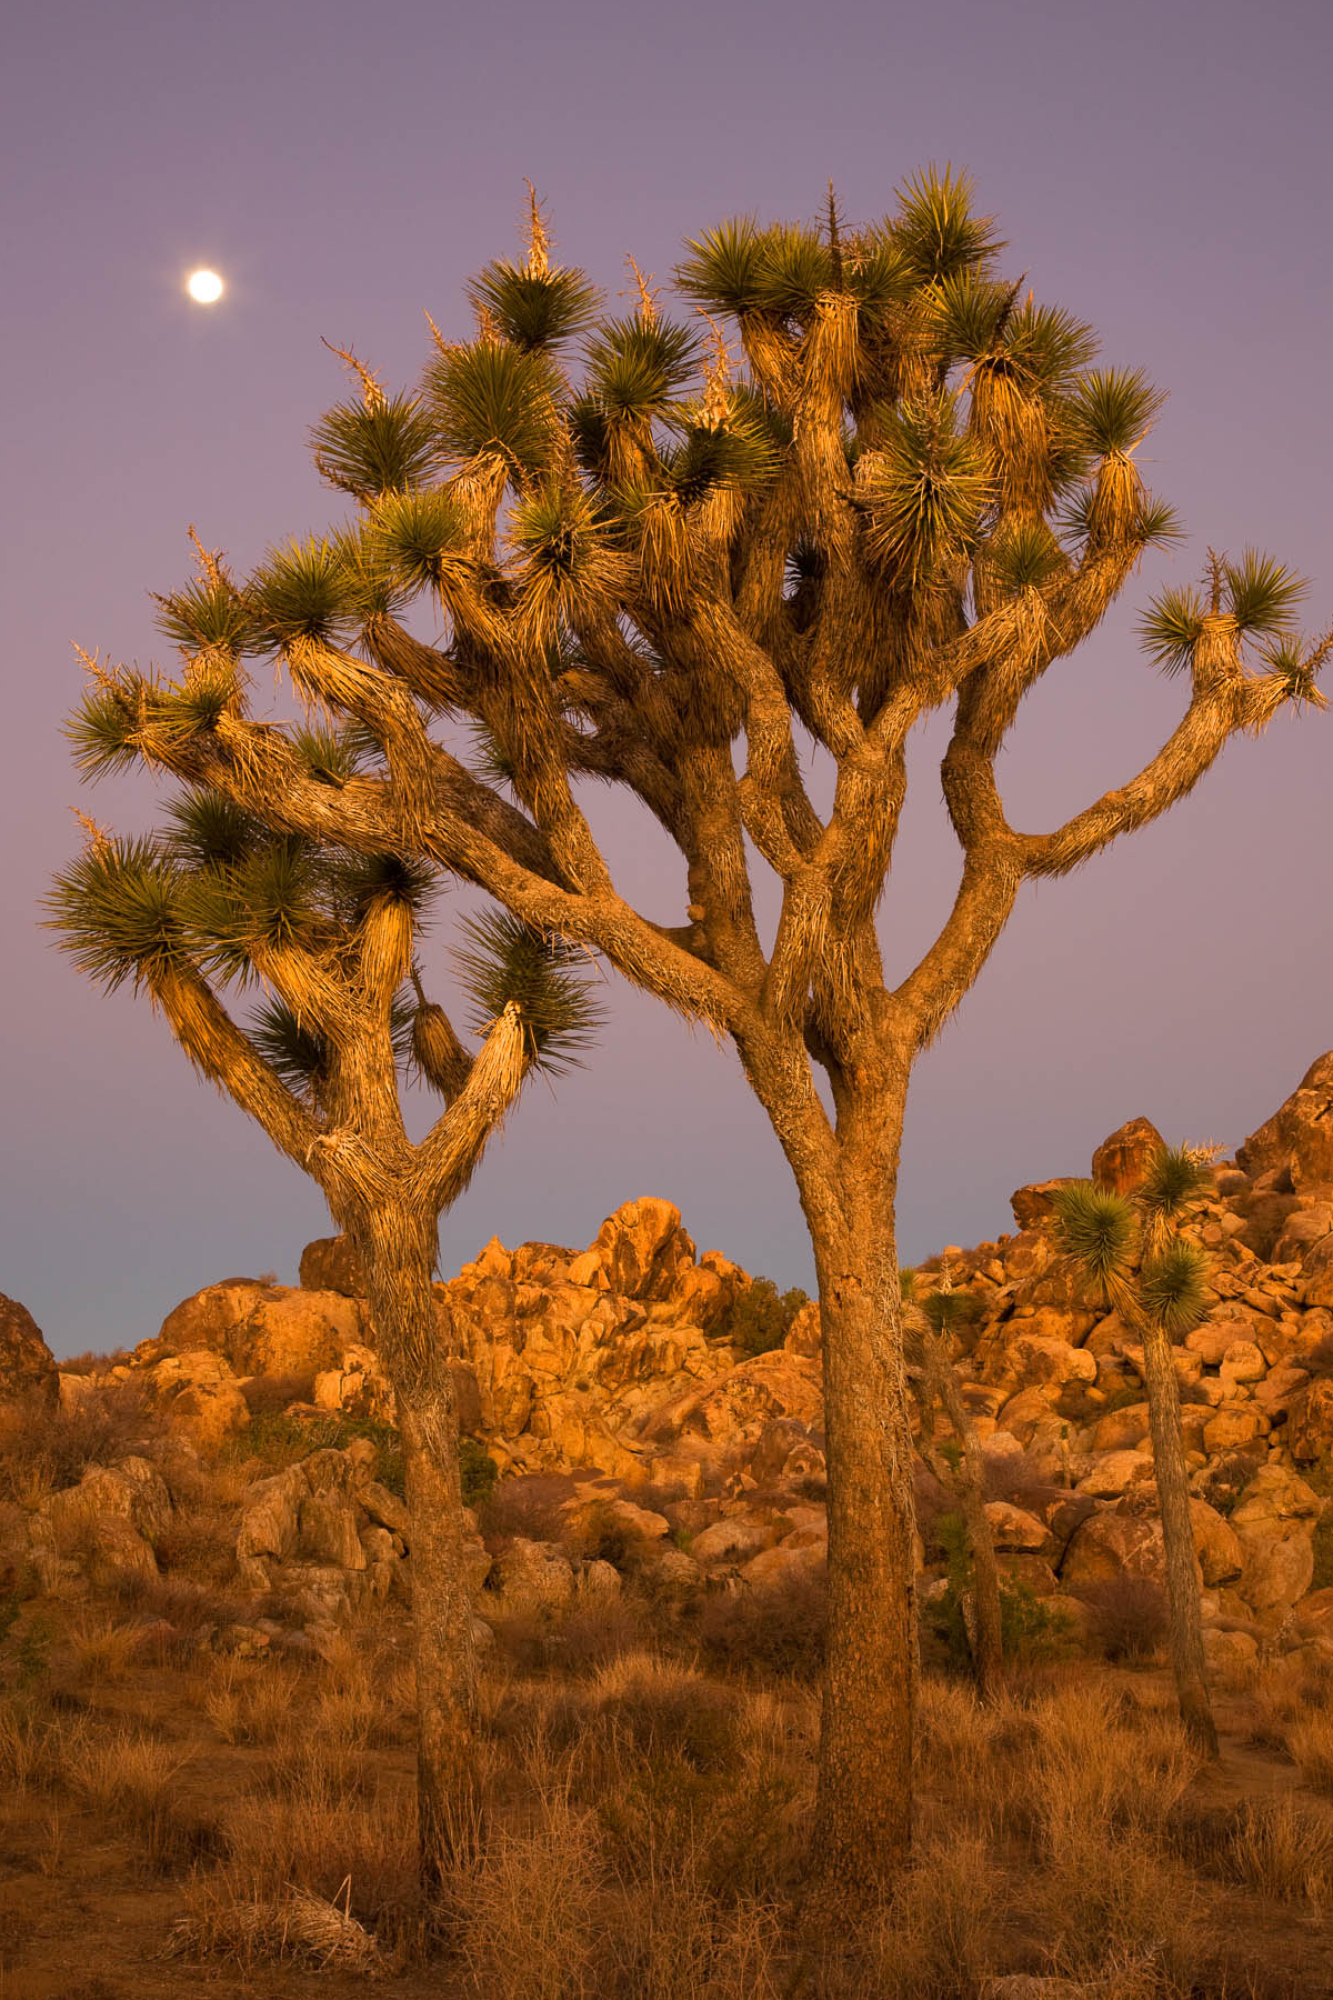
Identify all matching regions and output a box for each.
[237,1411,404,1495]
[459,1437,498,1511]
[718,1277,809,1357]
[925,1514,1076,1669]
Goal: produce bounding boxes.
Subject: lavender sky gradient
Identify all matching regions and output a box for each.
[3,0,1330,1358]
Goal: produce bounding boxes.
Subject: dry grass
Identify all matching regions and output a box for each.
[1229,1796,1333,1905]
[0,1379,168,1505]
[1287,1711,1333,1796]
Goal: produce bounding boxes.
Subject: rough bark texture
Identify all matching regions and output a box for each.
[347,1214,480,1877]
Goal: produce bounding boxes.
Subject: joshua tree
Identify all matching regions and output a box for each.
[58,174,1325,1896]
[1053,1148,1220,1754]
[47,694,599,1876]
[903,1272,1004,1701]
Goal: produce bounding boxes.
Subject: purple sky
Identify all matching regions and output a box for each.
[4,0,1331,1359]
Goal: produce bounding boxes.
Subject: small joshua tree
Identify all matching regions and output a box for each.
[54,176,1327,1895]
[1053,1147,1220,1754]
[47,664,599,1876]
[903,1271,1004,1700]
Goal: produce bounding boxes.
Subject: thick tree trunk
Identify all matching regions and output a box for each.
[921,1333,1004,1702]
[350,1205,481,1882]
[795,1127,918,1897]
[1137,1313,1219,1756]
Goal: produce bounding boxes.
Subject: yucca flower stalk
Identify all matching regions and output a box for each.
[53,171,1326,1904]
[47,709,602,1885]
[1054,1146,1219,1755]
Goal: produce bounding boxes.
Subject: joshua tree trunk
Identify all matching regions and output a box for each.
[918,1332,1004,1703]
[349,1203,481,1879]
[759,1055,919,1892]
[1133,1309,1218,1756]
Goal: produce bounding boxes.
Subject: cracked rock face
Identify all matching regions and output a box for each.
[1238,1051,1333,1190]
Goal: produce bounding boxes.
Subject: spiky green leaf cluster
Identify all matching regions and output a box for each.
[1139,1239,1210,1338]
[310,393,438,501]
[368,489,471,592]
[454,910,603,1077]
[1223,551,1307,636]
[920,1288,983,1336]
[1052,1181,1137,1288]
[1137,1145,1211,1229]
[582,314,700,419]
[47,838,192,994]
[467,261,600,351]
[424,340,563,481]
[1064,369,1163,457]
[860,395,990,585]
[249,538,361,649]
[154,577,258,657]
[161,789,264,872]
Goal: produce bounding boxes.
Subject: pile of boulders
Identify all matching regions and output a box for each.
[6,1054,1333,1664]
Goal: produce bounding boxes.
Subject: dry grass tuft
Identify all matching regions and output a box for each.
[164,1881,384,1974]
[1287,1711,1333,1797]
[1229,1796,1333,1905]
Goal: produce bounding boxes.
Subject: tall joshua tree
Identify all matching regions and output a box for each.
[47,660,599,1875]
[59,175,1326,1897]
[1054,1149,1220,1754]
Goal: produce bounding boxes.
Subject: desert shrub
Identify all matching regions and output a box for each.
[981,1449,1064,1511]
[695,1566,827,1680]
[238,1411,404,1494]
[593,1658,743,1773]
[1229,1796,1333,1903]
[1177,1377,1214,1404]
[489,1599,651,1677]
[0,1380,167,1503]
[460,1436,499,1510]
[1077,1576,1169,1662]
[1197,1451,1263,1516]
[1286,1712,1333,1797]
[718,1278,809,1358]
[239,1371,317,1416]
[565,1499,653,1571]
[58,1348,133,1377]
[479,1473,577,1552]
[924,1514,1075,1672]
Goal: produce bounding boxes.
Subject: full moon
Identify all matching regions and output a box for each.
[186,268,224,304]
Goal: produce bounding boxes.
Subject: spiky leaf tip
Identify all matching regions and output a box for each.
[310,392,439,501]
[583,314,701,418]
[66,678,148,780]
[47,836,193,994]
[329,850,437,926]
[153,577,258,657]
[467,261,600,351]
[890,165,1003,286]
[250,996,332,1096]
[1223,551,1308,637]
[1139,1240,1210,1339]
[675,218,767,319]
[981,518,1067,594]
[1139,586,1206,675]
[1052,1180,1137,1288]
[454,910,603,1079]
[370,488,471,592]
[1065,368,1164,457]
[248,537,360,650]
[161,789,264,872]
[423,340,564,482]
[1137,1145,1211,1226]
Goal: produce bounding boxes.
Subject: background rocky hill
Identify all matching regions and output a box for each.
[6,1054,1333,1672]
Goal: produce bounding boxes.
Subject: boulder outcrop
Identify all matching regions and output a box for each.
[0,1292,58,1409]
